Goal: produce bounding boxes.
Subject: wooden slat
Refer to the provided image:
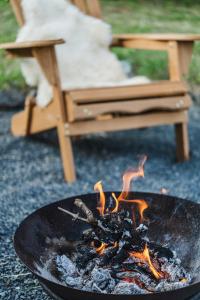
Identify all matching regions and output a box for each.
[5,48,33,58]
[175,122,189,161]
[11,99,59,136]
[113,34,200,42]
[70,0,88,13]
[65,93,75,122]
[168,41,181,81]
[85,0,101,18]
[72,95,191,120]
[119,39,168,51]
[0,39,64,50]
[32,46,59,85]
[10,0,24,26]
[68,82,188,103]
[177,41,194,77]
[67,110,188,136]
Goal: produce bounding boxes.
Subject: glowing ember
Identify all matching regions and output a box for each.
[95,242,107,255]
[129,244,163,280]
[94,181,106,216]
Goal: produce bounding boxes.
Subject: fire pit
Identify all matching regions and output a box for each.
[14,191,200,299]
[14,159,200,299]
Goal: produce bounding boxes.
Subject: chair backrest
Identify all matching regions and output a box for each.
[10,0,102,27]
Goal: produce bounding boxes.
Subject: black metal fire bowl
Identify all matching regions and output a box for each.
[14,192,200,300]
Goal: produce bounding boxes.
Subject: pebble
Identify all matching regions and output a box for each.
[1,105,200,299]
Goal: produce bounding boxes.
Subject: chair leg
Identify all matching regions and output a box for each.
[175,122,189,162]
[57,123,76,183]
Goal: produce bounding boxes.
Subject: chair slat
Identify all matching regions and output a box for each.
[71,95,191,121]
[85,0,101,18]
[70,0,88,14]
[68,81,188,103]
[10,0,24,26]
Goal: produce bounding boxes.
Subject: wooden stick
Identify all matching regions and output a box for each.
[74,198,96,223]
[58,206,89,223]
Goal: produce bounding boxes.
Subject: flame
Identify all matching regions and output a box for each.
[111,192,148,222]
[111,192,119,213]
[118,155,147,201]
[129,244,162,280]
[95,157,148,221]
[95,242,107,255]
[113,241,118,248]
[94,181,106,216]
[121,199,148,222]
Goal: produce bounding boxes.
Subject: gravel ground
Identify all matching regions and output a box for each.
[0,106,200,300]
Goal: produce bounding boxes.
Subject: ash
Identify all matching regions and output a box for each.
[42,197,191,294]
[44,234,191,294]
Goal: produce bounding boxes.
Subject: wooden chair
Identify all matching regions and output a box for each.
[1,0,199,182]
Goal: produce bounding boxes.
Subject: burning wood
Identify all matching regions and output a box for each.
[47,157,191,294]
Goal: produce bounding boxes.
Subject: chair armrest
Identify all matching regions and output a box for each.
[113,33,200,42]
[112,33,199,81]
[0,39,65,50]
[112,33,200,50]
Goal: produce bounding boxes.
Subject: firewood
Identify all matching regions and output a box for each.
[74,198,97,224]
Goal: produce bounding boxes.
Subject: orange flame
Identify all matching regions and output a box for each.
[118,155,147,201]
[121,199,148,222]
[96,242,107,255]
[111,192,119,213]
[129,244,163,280]
[111,192,148,222]
[113,241,118,248]
[94,181,106,216]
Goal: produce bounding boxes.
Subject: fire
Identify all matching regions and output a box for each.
[95,156,148,222]
[94,241,117,255]
[129,244,163,280]
[111,192,119,213]
[112,192,148,222]
[120,199,148,222]
[113,241,118,248]
[94,181,106,216]
[118,155,147,201]
[95,242,107,255]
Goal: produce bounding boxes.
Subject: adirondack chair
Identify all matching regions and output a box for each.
[1,0,199,182]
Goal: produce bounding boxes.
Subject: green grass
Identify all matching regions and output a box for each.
[101,0,200,82]
[1,0,200,89]
[0,0,25,89]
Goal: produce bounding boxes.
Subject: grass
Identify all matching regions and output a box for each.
[1,0,200,89]
[0,0,25,89]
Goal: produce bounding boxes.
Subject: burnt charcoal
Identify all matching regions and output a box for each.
[99,245,119,266]
[54,197,191,295]
[129,234,145,252]
[149,242,174,259]
[111,247,129,264]
[82,228,96,243]
[136,224,148,236]
[76,245,97,269]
